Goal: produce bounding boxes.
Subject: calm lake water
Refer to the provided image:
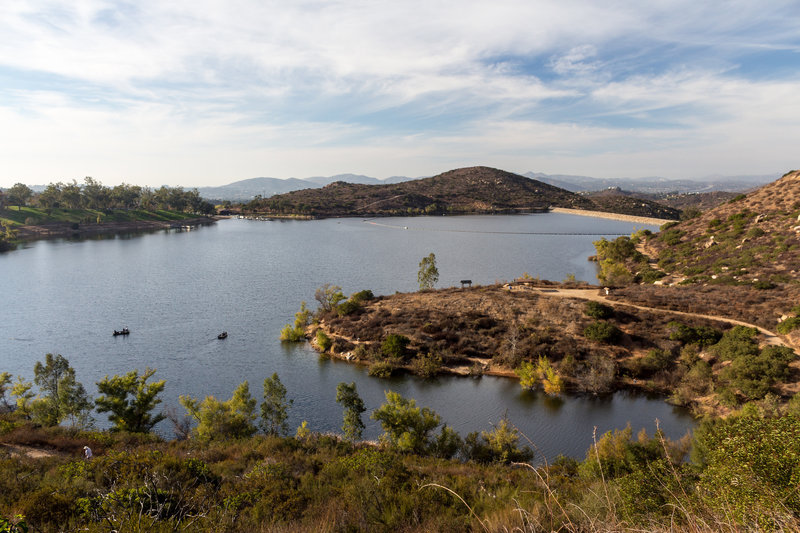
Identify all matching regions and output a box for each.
[0,213,694,461]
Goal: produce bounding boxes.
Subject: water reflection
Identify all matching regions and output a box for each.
[0,214,695,461]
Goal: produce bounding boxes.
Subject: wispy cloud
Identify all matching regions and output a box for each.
[1,1,799,186]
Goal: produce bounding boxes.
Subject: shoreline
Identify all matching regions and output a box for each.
[11,216,218,242]
[549,207,675,226]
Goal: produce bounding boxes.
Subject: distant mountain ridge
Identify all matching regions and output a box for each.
[524,172,779,194]
[197,171,777,201]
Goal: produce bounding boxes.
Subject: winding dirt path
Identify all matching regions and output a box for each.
[515,285,788,348]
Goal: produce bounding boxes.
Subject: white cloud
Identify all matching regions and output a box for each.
[1,1,799,186]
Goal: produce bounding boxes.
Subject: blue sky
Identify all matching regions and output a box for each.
[1,0,799,187]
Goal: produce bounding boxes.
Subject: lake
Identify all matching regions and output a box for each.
[0,213,694,461]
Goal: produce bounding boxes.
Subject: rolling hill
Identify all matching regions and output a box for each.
[245,166,680,218]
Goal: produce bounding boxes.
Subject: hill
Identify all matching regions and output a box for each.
[244,166,679,218]
[645,169,800,286]
[584,188,682,220]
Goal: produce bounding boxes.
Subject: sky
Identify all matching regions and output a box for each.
[1,1,799,188]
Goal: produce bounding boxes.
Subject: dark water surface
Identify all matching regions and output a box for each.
[0,214,693,461]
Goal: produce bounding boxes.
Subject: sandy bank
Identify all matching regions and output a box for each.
[549,207,674,226]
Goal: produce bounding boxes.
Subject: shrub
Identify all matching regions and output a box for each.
[728,193,746,203]
[381,334,409,360]
[584,301,613,319]
[411,353,442,379]
[777,316,800,335]
[583,321,621,343]
[753,280,776,290]
[316,330,332,352]
[368,361,396,378]
[336,300,361,316]
[349,289,374,304]
[641,349,675,374]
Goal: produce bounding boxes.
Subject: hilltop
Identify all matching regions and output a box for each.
[244,166,679,219]
[645,169,800,285]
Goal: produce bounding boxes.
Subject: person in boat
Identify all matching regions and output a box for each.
[218,331,227,339]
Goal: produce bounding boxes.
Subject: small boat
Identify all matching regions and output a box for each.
[218,332,228,340]
[113,328,130,336]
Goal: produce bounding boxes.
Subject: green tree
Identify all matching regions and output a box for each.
[315,283,345,312]
[180,381,257,440]
[30,353,93,427]
[7,183,32,210]
[280,302,310,342]
[417,252,439,290]
[0,372,12,411]
[480,414,533,464]
[95,368,166,433]
[372,390,441,453]
[336,382,366,440]
[260,373,293,436]
[515,361,537,390]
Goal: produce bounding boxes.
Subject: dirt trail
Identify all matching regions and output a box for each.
[1,443,62,459]
[517,285,788,348]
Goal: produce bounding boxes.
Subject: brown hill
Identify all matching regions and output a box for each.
[585,189,682,219]
[245,166,671,218]
[646,169,800,286]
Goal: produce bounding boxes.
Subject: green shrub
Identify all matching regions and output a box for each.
[349,289,374,303]
[411,353,442,379]
[584,301,613,319]
[753,280,776,290]
[316,330,332,352]
[728,193,746,203]
[659,228,685,246]
[368,361,397,378]
[381,334,409,360]
[583,321,621,343]
[777,317,800,335]
[336,300,361,316]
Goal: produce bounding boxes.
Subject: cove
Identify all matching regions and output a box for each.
[0,213,694,461]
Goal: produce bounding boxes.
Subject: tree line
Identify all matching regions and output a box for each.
[0,353,531,465]
[0,177,215,215]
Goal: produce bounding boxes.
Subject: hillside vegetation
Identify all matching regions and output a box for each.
[244,166,678,219]
[3,353,800,532]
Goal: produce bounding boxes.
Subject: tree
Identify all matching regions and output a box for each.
[336,382,366,440]
[372,390,441,453]
[7,183,32,211]
[260,373,293,436]
[180,381,257,440]
[480,414,533,464]
[29,353,93,427]
[315,283,345,312]
[37,183,62,211]
[417,252,439,290]
[280,302,310,342]
[95,368,166,432]
[515,361,537,390]
[0,372,12,412]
